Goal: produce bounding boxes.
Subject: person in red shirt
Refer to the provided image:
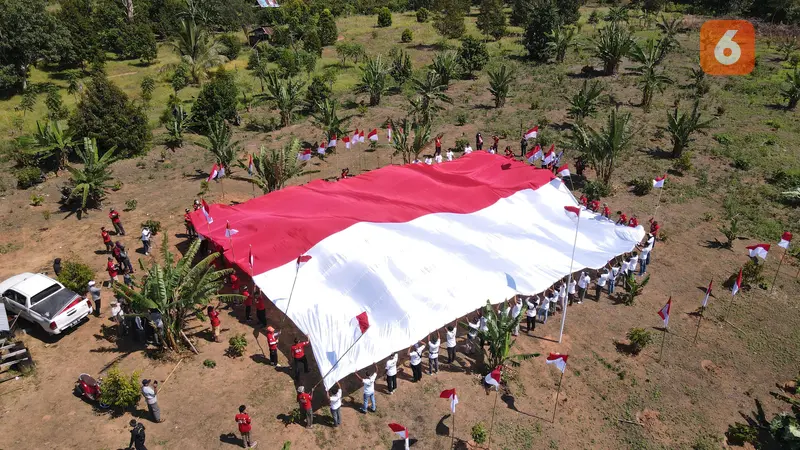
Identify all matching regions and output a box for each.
[230,273,240,293]
[491,135,500,152]
[255,292,267,328]
[435,135,442,157]
[107,257,118,285]
[108,208,125,236]
[291,337,311,381]
[476,132,483,151]
[628,216,639,228]
[266,326,280,367]
[578,195,588,207]
[207,305,221,342]
[183,209,195,238]
[296,386,313,428]
[100,227,113,252]
[617,212,627,225]
[235,405,257,448]
[589,199,600,212]
[242,287,252,322]
[602,203,611,219]
[649,219,660,238]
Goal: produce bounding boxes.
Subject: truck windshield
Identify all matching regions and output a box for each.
[30,284,62,305]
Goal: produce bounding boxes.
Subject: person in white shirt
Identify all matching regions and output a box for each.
[425,157,433,165]
[596,270,609,300]
[644,233,655,264]
[557,283,567,313]
[355,363,379,413]
[577,271,591,303]
[567,277,577,306]
[610,262,621,294]
[385,353,399,394]
[434,153,443,163]
[427,331,441,375]
[547,289,558,318]
[525,295,539,333]
[466,315,480,354]
[325,382,343,427]
[141,227,152,256]
[618,259,629,288]
[479,311,488,347]
[412,158,421,164]
[444,323,457,364]
[638,245,651,275]
[408,343,424,382]
[464,144,473,154]
[627,254,639,276]
[509,297,523,336]
[446,149,454,161]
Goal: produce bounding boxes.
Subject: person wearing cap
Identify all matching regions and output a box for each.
[255,292,267,328]
[235,405,258,448]
[266,326,280,367]
[141,379,163,423]
[324,382,343,427]
[109,207,125,236]
[128,419,147,450]
[101,227,113,252]
[207,305,221,342]
[141,226,152,256]
[184,209,195,238]
[242,286,252,322]
[296,386,313,428]
[291,337,311,380]
[88,280,102,317]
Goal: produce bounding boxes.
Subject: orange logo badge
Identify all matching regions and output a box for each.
[700,20,755,76]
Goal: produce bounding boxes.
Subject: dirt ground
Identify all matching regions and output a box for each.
[1,137,799,450]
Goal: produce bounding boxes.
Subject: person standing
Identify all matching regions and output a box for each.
[446,148,454,161]
[638,244,651,275]
[491,135,500,153]
[610,262,620,295]
[445,323,457,364]
[577,272,591,304]
[325,383,343,427]
[628,215,639,228]
[510,297,523,335]
[296,386,313,428]
[53,258,62,277]
[649,219,660,244]
[208,305,221,342]
[134,315,146,343]
[184,209,196,239]
[242,287,252,322]
[230,273,240,294]
[101,227,113,252]
[109,208,125,236]
[141,379,164,423]
[408,343,424,382]
[596,270,609,300]
[520,136,528,158]
[355,363,378,413]
[602,203,611,220]
[627,253,639,277]
[466,315,480,354]
[427,332,441,375]
[128,420,147,450]
[266,327,280,367]
[567,277,577,306]
[119,244,134,274]
[475,132,483,151]
[141,226,152,256]
[150,309,164,346]
[88,280,102,317]
[385,353,398,394]
[106,258,119,286]
[434,135,442,157]
[525,295,538,333]
[235,405,258,448]
[255,293,267,328]
[291,337,311,381]
[111,300,124,336]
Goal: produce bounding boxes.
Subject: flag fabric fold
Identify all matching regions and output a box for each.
[746,243,770,260]
[778,232,793,249]
[652,175,666,188]
[368,129,378,141]
[225,221,239,238]
[484,365,502,388]
[359,130,365,143]
[543,145,555,165]
[524,126,539,140]
[545,353,568,373]
[439,388,459,413]
[296,254,312,269]
[702,280,713,308]
[658,297,672,327]
[207,163,219,182]
[249,245,254,273]
[526,144,543,163]
[388,423,408,439]
[201,199,213,224]
[353,311,370,336]
[557,164,570,177]
[732,268,743,296]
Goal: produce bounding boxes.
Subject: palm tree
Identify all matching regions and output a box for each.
[114,236,237,352]
[621,273,650,305]
[164,106,192,151]
[566,80,605,122]
[546,26,576,63]
[354,55,389,106]
[409,71,452,127]
[777,37,799,61]
[65,137,117,210]
[688,67,710,98]
[171,18,226,84]
[200,120,241,173]
[311,99,350,145]
[656,15,683,52]
[430,51,462,88]
[568,107,634,185]
[604,6,630,24]
[471,300,539,370]
[665,100,714,157]
[390,117,432,164]
[27,120,76,171]
[260,71,306,127]
[592,22,634,75]
[487,64,515,108]
[629,39,673,111]
[780,64,800,110]
[245,139,307,193]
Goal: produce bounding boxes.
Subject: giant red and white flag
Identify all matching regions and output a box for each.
[526,144,543,163]
[556,164,571,177]
[343,135,351,149]
[328,135,337,147]
[188,153,644,388]
[524,126,538,140]
[439,388,459,413]
[702,280,712,308]
[388,423,409,440]
[778,232,793,249]
[201,199,213,224]
[485,365,502,388]
[746,243,770,260]
[732,268,743,296]
[207,163,219,182]
[658,297,672,327]
[368,129,378,141]
[652,175,666,188]
[545,353,568,373]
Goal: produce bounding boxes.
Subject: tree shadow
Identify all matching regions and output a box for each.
[613,340,639,356]
[643,146,674,159]
[391,438,418,449]
[567,66,605,79]
[703,239,727,249]
[219,433,242,447]
[409,43,438,52]
[436,414,451,436]
[728,398,782,449]
[550,122,574,132]
[764,103,788,111]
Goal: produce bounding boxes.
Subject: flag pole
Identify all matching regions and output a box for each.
[487,384,500,450]
[551,369,565,423]
[279,266,301,328]
[693,306,704,345]
[312,331,368,391]
[770,247,787,293]
[559,213,581,343]
[220,177,225,199]
[451,408,456,450]
[652,184,664,223]
[658,325,668,363]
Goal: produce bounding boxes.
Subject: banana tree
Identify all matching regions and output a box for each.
[244,139,307,193]
[471,300,539,371]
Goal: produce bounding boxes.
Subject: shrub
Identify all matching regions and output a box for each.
[30,193,44,206]
[203,359,217,368]
[456,112,468,126]
[99,365,141,410]
[741,259,765,288]
[58,260,95,293]
[112,181,123,191]
[356,104,368,116]
[626,328,653,355]
[288,407,304,424]
[191,68,239,132]
[416,7,429,22]
[377,7,392,27]
[471,422,488,444]
[672,151,693,174]
[124,199,138,211]
[227,333,248,357]
[732,153,752,170]
[718,217,739,249]
[726,423,758,446]
[43,210,50,220]
[141,219,162,235]
[583,180,611,200]
[218,34,242,61]
[15,166,43,189]
[171,63,191,92]
[454,138,469,152]
[630,178,652,196]
[401,28,413,43]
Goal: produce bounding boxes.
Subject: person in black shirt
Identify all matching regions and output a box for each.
[128,420,147,450]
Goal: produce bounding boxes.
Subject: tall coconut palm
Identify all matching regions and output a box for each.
[566,80,605,122]
[245,139,307,193]
[354,55,389,106]
[65,137,117,210]
[665,100,714,157]
[200,120,241,173]
[629,39,673,111]
[592,22,634,75]
[409,71,452,127]
[430,51,462,88]
[390,117,432,164]
[487,64,515,109]
[311,99,350,144]
[171,18,226,84]
[780,64,800,110]
[546,26,576,63]
[569,107,634,186]
[470,300,539,370]
[114,236,237,352]
[27,120,76,171]
[260,71,306,127]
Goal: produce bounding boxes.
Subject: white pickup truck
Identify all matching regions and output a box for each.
[0,273,93,335]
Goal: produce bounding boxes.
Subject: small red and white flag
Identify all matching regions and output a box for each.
[388,423,409,441]
[564,205,581,218]
[343,135,351,149]
[247,154,254,176]
[484,365,502,388]
[556,164,570,177]
[368,129,378,142]
[298,148,312,161]
[328,135,337,147]
[746,243,770,260]
[658,297,672,327]
[778,232,793,249]
[526,144,542,163]
[352,311,370,338]
[201,199,213,224]
[248,245,254,273]
[542,145,555,165]
[296,254,312,269]
[387,124,392,140]
[545,353,568,373]
[652,175,666,188]
[702,280,712,308]
[225,221,238,238]
[317,141,327,155]
[732,268,743,296]
[439,388,459,413]
[352,129,360,145]
[359,130,365,143]
[524,126,538,140]
[207,163,219,182]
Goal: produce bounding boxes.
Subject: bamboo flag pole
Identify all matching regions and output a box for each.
[559,209,581,344]
[693,307,705,345]
[551,369,565,423]
[658,325,668,363]
[487,385,500,450]
[311,330,369,392]
[770,247,788,293]
[451,408,456,450]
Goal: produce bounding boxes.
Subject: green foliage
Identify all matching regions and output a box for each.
[416,8,430,22]
[259,71,306,127]
[193,69,240,130]
[140,76,156,106]
[303,29,322,56]
[30,193,44,206]
[318,10,338,46]
[409,72,452,126]
[15,166,43,189]
[629,39,672,111]
[24,120,76,172]
[171,63,191,93]
[546,26,576,63]
[377,7,392,27]
[141,219,162,235]
[433,0,466,39]
[726,423,758,446]
[401,28,413,43]
[57,260,94,294]
[672,151,693,174]
[524,0,560,61]
[312,99,349,144]
[718,216,739,248]
[626,328,653,354]
[588,10,600,25]
[201,120,241,174]
[622,273,650,306]
[69,73,150,158]
[124,199,138,211]
[557,0,582,25]
[630,177,653,196]
[777,37,798,61]
[567,80,604,121]
[569,108,634,185]
[477,0,506,40]
[99,365,141,410]
[458,36,489,77]
[45,86,68,121]
[430,51,462,88]
[218,34,242,61]
[227,333,248,357]
[510,0,532,26]
[164,106,192,151]
[65,138,117,210]
[665,100,714,158]
[389,48,413,85]
[456,112,468,126]
[391,118,432,163]
[203,359,217,368]
[117,23,158,65]
[335,42,365,66]
[592,22,634,75]
[488,64,515,108]
[741,259,765,288]
[354,56,389,106]
[247,140,307,193]
[780,64,800,110]
[474,300,538,370]
[688,67,710,99]
[583,179,611,200]
[0,0,60,92]
[305,76,333,111]
[472,422,488,444]
[171,18,225,84]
